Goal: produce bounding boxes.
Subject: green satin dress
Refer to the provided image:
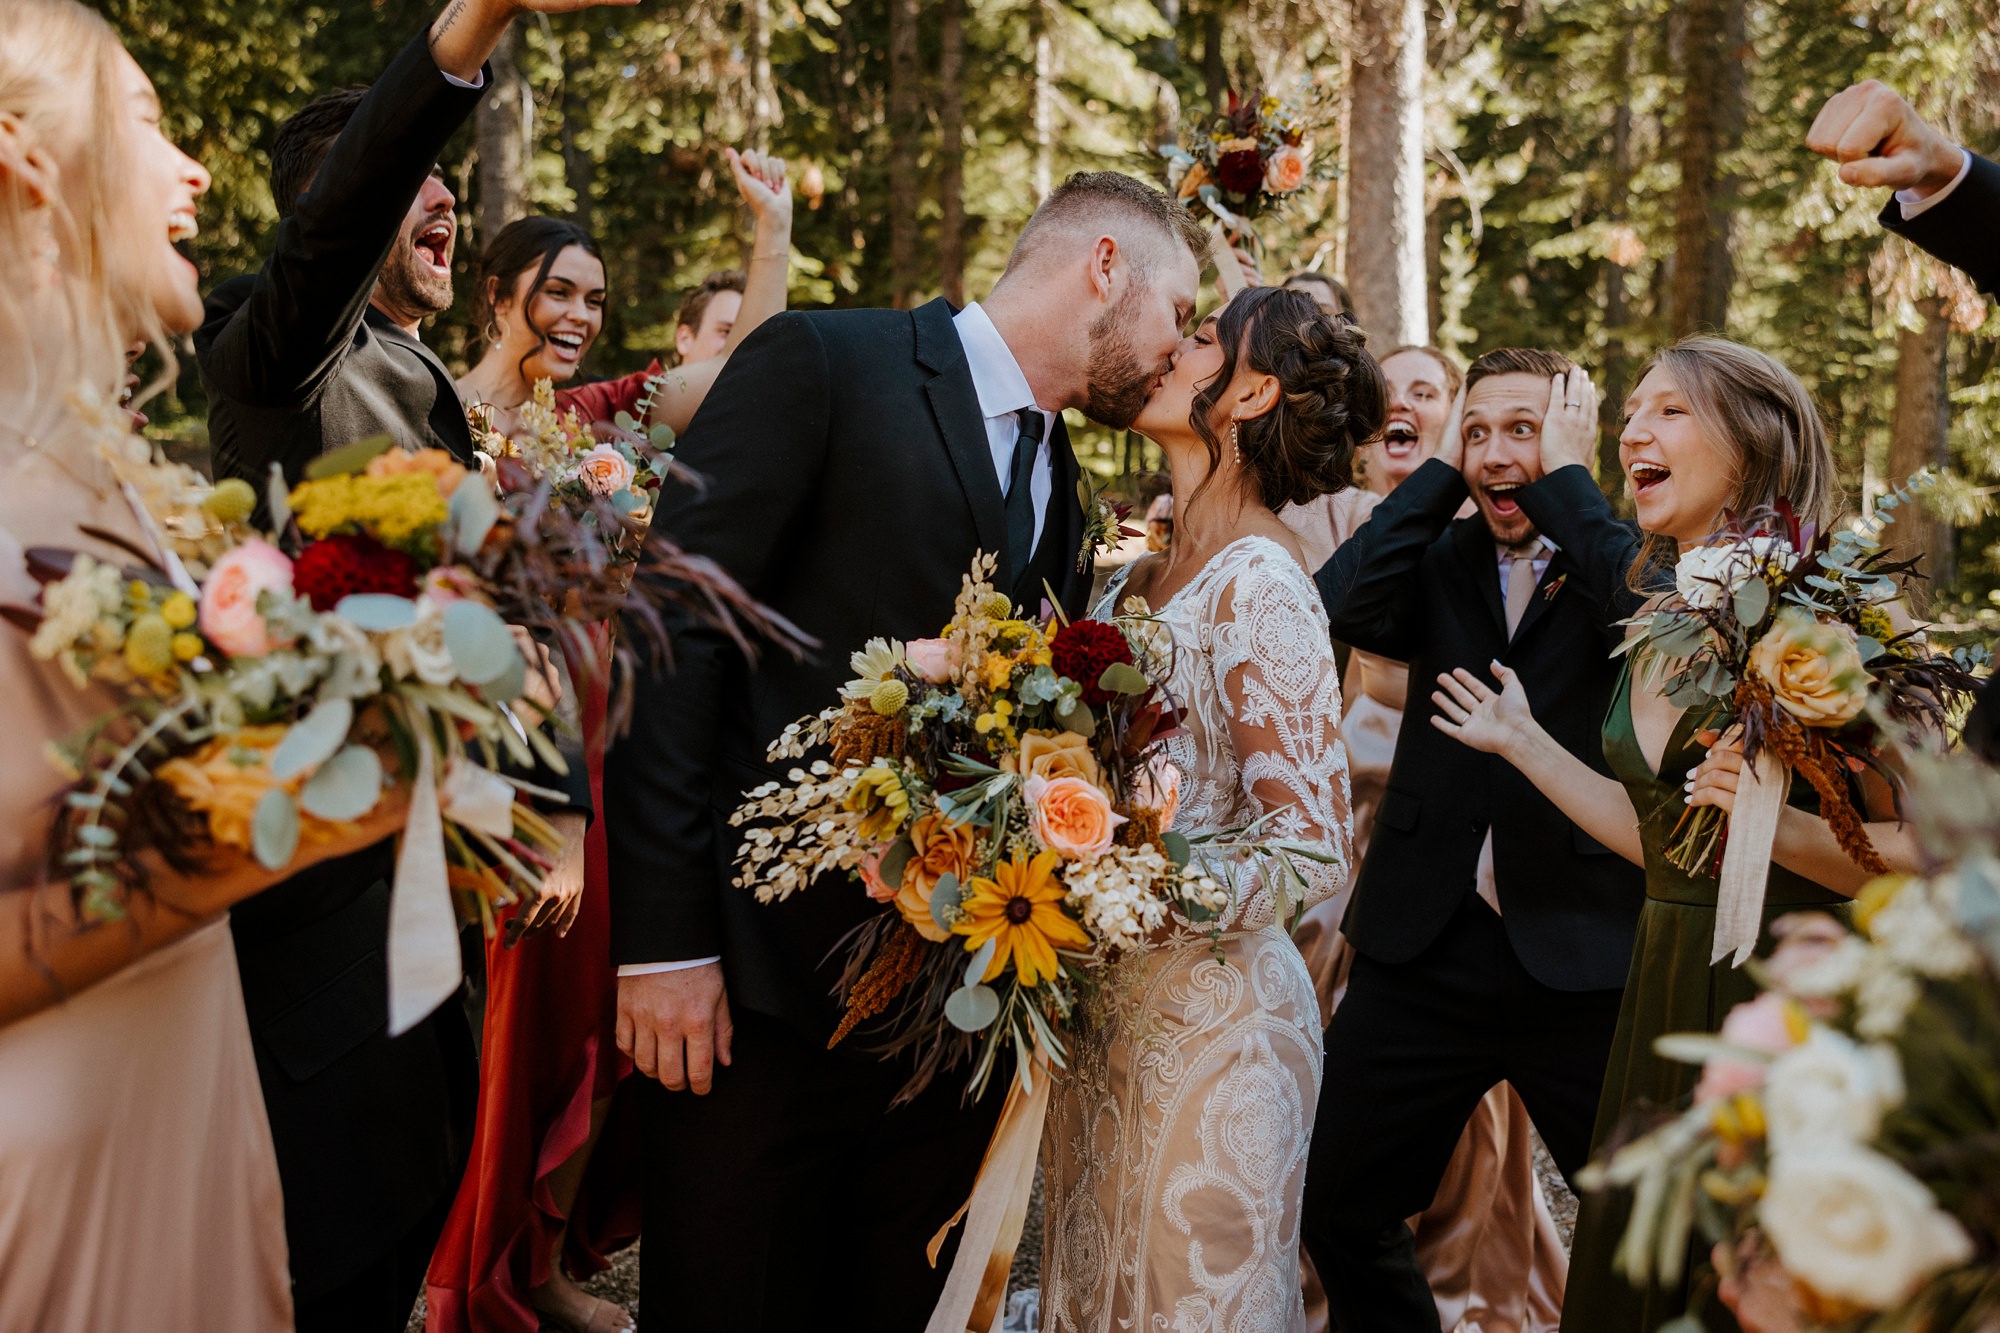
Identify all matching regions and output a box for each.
[1559,665,1849,1333]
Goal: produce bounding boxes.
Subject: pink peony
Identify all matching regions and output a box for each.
[1694,991,1803,1104]
[905,637,962,684]
[198,538,296,658]
[1026,774,1126,863]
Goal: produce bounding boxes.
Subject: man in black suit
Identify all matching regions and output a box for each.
[605,172,1208,1329]
[1807,79,1999,762]
[1299,349,1647,1331]
[193,1,613,1327]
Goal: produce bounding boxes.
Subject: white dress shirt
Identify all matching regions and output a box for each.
[620,303,1055,978]
[953,301,1054,555]
[1895,146,1972,222]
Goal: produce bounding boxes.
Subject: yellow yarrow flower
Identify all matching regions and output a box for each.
[288,473,449,544]
[954,849,1091,988]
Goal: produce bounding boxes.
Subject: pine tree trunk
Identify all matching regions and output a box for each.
[746,0,776,154]
[1033,3,1056,204]
[939,0,967,305]
[1599,22,1636,489]
[1345,0,1428,346]
[475,24,530,247]
[1669,0,1745,337]
[1888,295,1955,610]
[1202,9,1226,112]
[888,0,922,307]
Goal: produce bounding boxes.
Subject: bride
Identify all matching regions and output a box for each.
[1040,285,1386,1330]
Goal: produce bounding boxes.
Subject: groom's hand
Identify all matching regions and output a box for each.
[429,0,639,86]
[617,964,734,1094]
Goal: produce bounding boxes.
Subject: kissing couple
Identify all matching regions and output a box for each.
[606,170,1387,1332]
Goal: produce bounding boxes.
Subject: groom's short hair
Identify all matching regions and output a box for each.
[1463,346,1576,395]
[271,87,370,218]
[1005,171,1209,279]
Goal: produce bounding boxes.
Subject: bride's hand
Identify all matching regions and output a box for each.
[1429,660,1535,756]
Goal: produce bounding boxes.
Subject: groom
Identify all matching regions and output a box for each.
[606,172,1205,1329]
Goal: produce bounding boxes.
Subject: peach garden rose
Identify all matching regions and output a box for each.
[1014,729,1102,787]
[904,637,961,685]
[1264,143,1308,194]
[1025,774,1126,863]
[896,812,977,942]
[1748,607,1869,727]
[574,444,637,497]
[197,538,295,658]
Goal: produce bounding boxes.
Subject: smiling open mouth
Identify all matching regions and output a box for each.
[414,220,453,274]
[1383,420,1419,457]
[1630,461,1671,496]
[547,332,586,355]
[1484,479,1525,515]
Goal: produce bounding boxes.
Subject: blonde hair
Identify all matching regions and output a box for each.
[0,0,168,437]
[1630,335,1843,587]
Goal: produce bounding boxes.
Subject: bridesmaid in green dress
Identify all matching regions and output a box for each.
[1427,336,1932,1332]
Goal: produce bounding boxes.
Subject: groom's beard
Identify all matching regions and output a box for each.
[1083,286,1162,429]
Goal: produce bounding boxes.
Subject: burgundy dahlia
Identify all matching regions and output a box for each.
[292,532,421,611]
[1051,618,1135,708]
[1215,148,1265,197]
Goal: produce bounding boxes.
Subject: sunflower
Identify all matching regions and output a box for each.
[955,849,1091,988]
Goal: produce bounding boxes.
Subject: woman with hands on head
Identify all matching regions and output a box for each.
[1428,335,1923,1331]
[458,146,791,440]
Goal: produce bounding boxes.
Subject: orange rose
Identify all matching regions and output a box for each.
[366,446,469,499]
[1748,608,1869,728]
[157,726,362,852]
[1264,144,1309,194]
[1012,730,1102,787]
[1026,775,1125,863]
[896,812,977,942]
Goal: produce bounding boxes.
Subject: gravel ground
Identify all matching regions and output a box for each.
[404,1247,643,1333]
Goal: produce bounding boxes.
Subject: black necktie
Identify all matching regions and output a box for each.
[1004,407,1044,587]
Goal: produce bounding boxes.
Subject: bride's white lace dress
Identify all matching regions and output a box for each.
[1041,535,1352,1333]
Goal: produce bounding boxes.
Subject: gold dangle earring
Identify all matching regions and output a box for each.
[1230,418,1242,467]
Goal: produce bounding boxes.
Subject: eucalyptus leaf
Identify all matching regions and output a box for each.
[647,423,676,451]
[481,647,528,702]
[1666,676,1714,709]
[1097,662,1151,696]
[964,936,998,987]
[1856,635,1885,664]
[76,823,119,848]
[334,593,418,631]
[929,872,963,932]
[878,837,915,889]
[304,435,394,480]
[442,600,519,685]
[1731,576,1770,627]
[944,983,1001,1032]
[612,489,643,515]
[251,788,299,870]
[300,745,384,821]
[1058,699,1096,738]
[448,477,500,556]
[270,697,354,780]
[613,410,638,432]
[1162,830,1191,867]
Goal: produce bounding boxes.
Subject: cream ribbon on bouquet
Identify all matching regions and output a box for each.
[386,729,461,1036]
[1711,748,1788,967]
[925,1050,1055,1333]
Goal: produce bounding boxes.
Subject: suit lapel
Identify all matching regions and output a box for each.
[1045,415,1089,613]
[913,297,1007,566]
[1509,551,1569,645]
[1450,519,1507,639]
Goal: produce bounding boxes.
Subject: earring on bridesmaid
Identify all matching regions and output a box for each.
[1229,418,1241,467]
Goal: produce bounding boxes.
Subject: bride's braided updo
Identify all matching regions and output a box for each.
[1189,286,1387,513]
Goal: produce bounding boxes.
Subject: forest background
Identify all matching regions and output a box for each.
[94,0,2000,629]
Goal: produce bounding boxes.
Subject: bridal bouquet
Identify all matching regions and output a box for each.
[471,376,673,530]
[730,554,1327,1099]
[1161,88,1327,231]
[1581,750,2000,1332]
[1615,484,1982,962]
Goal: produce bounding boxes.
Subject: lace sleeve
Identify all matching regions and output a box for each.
[1203,548,1353,932]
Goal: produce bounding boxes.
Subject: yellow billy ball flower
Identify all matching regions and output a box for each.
[202,477,258,526]
[161,592,198,629]
[870,679,910,717]
[984,592,1014,620]
[171,632,204,663]
[123,614,175,676]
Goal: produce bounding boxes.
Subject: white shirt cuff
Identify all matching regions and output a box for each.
[1895,147,1972,221]
[617,956,722,977]
[441,68,487,91]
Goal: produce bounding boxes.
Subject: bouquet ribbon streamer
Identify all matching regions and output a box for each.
[386,728,464,1035]
[1712,750,1787,968]
[924,1051,1054,1333]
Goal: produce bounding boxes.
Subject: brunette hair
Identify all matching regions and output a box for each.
[1628,335,1842,589]
[1381,343,1464,398]
[1283,271,1353,319]
[1004,170,1209,279]
[1189,286,1387,513]
[1463,345,1575,396]
[675,268,746,337]
[474,216,604,382]
[270,87,368,218]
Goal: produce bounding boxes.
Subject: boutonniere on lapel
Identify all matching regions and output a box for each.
[1541,572,1567,603]
[1077,474,1141,570]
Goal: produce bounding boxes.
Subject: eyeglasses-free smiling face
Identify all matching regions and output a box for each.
[116,49,212,335]
[1460,371,1552,547]
[1373,348,1453,491]
[1619,366,1740,545]
[493,243,607,385]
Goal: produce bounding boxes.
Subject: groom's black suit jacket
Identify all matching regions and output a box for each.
[606,297,1091,1039]
[192,33,498,1304]
[1317,460,1646,993]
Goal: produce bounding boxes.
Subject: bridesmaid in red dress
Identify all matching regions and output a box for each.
[427,147,791,1333]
